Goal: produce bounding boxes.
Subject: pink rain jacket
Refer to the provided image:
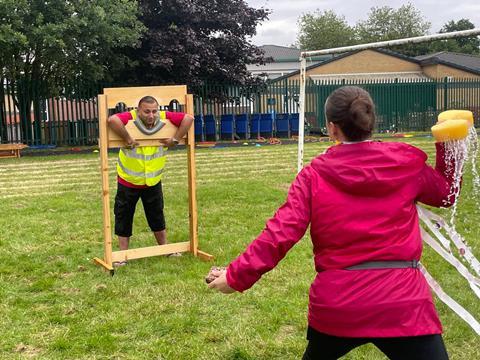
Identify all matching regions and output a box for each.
[226,141,455,338]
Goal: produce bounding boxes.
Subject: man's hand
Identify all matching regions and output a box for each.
[207,268,236,294]
[160,137,179,149]
[125,138,139,149]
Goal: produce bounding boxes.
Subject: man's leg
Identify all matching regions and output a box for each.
[118,236,130,250]
[153,229,167,246]
[142,183,181,256]
[141,182,167,244]
[114,183,140,253]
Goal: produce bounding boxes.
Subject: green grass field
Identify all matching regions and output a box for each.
[0,138,479,359]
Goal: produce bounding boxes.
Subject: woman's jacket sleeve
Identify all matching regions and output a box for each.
[226,168,313,292]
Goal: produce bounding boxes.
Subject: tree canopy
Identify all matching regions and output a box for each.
[355,4,431,56]
[296,10,355,51]
[0,0,145,142]
[295,4,443,57]
[430,19,480,54]
[114,0,270,86]
[0,0,145,85]
[355,4,431,43]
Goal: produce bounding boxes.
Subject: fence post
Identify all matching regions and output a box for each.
[395,78,399,132]
[443,77,448,111]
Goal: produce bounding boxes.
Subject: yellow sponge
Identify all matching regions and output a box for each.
[431,119,470,142]
[437,110,474,127]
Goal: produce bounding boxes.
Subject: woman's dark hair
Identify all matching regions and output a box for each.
[325,86,376,141]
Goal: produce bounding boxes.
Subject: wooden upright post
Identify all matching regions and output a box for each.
[186,94,198,256]
[186,94,214,261]
[94,95,114,272]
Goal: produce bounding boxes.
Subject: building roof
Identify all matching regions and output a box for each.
[259,45,332,62]
[259,45,301,61]
[415,51,480,75]
[310,71,429,82]
[272,48,420,81]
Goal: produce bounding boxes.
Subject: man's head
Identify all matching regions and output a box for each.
[137,96,159,128]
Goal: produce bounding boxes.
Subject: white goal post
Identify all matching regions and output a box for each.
[297,28,480,172]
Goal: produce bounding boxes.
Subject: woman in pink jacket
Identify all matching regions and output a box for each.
[208,86,456,359]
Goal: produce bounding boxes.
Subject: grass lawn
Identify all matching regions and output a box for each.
[0,138,479,359]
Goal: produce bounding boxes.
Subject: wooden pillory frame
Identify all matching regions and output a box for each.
[93,85,213,274]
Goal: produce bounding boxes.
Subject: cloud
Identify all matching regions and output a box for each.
[253,19,298,46]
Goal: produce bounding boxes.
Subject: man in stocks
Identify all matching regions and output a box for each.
[108,96,193,266]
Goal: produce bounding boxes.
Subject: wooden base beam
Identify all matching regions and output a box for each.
[112,242,190,262]
[93,257,114,271]
[196,250,214,261]
[94,245,213,269]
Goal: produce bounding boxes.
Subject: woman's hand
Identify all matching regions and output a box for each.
[207,268,236,294]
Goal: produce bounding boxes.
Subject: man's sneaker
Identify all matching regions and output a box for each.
[113,260,128,267]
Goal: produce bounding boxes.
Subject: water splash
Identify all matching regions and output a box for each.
[444,139,467,223]
[468,127,480,194]
[443,129,479,224]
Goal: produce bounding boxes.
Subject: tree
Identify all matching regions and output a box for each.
[429,19,480,54]
[113,0,270,86]
[0,0,144,141]
[355,3,431,56]
[0,0,144,84]
[296,10,356,51]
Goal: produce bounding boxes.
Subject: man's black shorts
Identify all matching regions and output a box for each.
[114,182,166,237]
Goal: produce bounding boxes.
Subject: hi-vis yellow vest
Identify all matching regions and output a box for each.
[117,110,168,186]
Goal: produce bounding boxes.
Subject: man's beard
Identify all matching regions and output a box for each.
[140,115,160,129]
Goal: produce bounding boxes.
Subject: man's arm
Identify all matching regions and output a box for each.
[162,114,194,148]
[107,114,138,148]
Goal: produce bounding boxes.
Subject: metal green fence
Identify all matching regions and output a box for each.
[308,78,438,132]
[0,79,101,146]
[192,77,480,135]
[1,77,479,146]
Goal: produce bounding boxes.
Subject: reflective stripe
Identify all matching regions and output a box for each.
[417,204,480,335]
[346,260,418,270]
[118,160,164,178]
[121,147,164,160]
[421,264,480,335]
[116,109,167,186]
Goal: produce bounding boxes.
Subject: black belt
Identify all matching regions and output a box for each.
[346,260,419,270]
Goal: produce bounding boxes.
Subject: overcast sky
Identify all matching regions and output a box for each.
[245,0,480,47]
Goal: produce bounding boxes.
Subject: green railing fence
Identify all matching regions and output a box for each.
[0,79,102,146]
[191,77,480,135]
[1,77,479,146]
